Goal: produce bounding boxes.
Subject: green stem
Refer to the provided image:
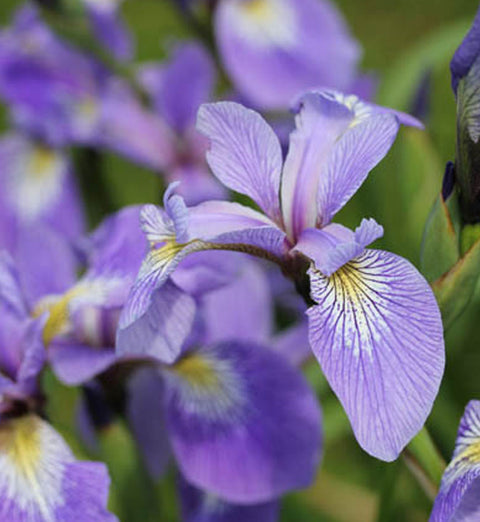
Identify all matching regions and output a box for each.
[403,426,446,500]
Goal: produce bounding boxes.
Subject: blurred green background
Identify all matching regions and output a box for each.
[1,1,480,521]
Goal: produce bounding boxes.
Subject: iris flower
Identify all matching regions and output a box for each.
[214,0,372,110]
[119,90,445,461]
[430,401,480,521]
[0,253,116,521]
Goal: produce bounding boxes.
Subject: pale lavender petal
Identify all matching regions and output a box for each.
[308,249,444,461]
[272,320,311,367]
[117,275,196,364]
[119,200,286,362]
[281,93,352,240]
[214,0,360,110]
[179,476,279,522]
[127,368,171,479]
[168,164,228,207]
[188,201,287,257]
[354,218,384,248]
[295,224,362,277]
[172,251,241,298]
[49,342,117,385]
[15,315,47,397]
[202,256,273,345]
[0,414,116,521]
[430,400,480,522]
[315,107,399,226]
[165,341,322,503]
[15,224,78,307]
[88,9,133,62]
[99,80,176,171]
[143,42,215,133]
[0,251,28,318]
[85,205,147,279]
[197,102,283,222]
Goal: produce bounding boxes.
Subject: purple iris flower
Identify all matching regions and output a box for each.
[430,401,480,521]
[138,42,227,205]
[0,252,116,521]
[122,253,322,508]
[0,133,85,254]
[214,0,373,110]
[81,0,134,62]
[0,6,173,169]
[120,90,445,462]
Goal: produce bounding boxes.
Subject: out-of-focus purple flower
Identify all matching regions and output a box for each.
[0,6,174,170]
[214,0,370,110]
[0,133,85,253]
[126,338,321,504]
[139,42,226,204]
[34,206,148,385]
[82,0,134,61]
[120,90,444,462]
[0,253,116,521]
[430,401,480,522]
[120,247,321,505]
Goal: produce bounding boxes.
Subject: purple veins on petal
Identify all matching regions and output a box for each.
[307,249,444,461]
[197,101,283,223]
[430,400,480,522]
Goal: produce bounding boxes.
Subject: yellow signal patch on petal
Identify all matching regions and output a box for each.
[165,349,246,421]
[0,415,70,521]
[172,353,221,391]
[228,0,297,48]
[34,277,126,346]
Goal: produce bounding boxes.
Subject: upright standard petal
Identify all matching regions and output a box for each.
[214,0,360,110]
[430,401,480,522]
[0,414,116,521]
[179,477,279,522]
[164,341,322,503]
[281,93,352,240]
[307,249,445,461]
[281,92,399,238]
[315,108,399,226]
[197,102,283,223]
[142,42,215,133]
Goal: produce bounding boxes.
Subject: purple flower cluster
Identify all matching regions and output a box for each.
[2,0,477,520]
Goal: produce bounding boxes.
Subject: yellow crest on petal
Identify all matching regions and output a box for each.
[172,353,221,391]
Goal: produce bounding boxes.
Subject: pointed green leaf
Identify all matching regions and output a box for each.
[421,194,460,282]
[432,236,480,329]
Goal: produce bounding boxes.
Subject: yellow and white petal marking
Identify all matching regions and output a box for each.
[8,142,67,222]
[73,97,100,140]
[223,0,297,48]
[164,350,245,422]
[443,403,480,485]
[34,276,126,345]
[326,91,374,128]
[0,415,72,521]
